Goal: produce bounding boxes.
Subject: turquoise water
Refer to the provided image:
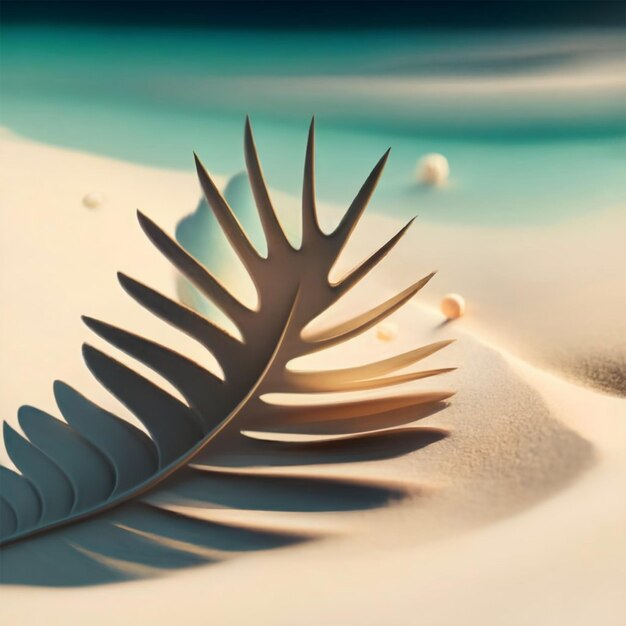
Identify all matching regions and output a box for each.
[1,26,624,225]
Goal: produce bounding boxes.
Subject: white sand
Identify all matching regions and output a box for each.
[0,133,624,624]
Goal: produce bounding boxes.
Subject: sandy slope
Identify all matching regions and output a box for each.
[0,133,624,624]
[372,207,626,396]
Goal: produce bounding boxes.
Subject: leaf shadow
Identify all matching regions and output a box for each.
[1,407,447,587]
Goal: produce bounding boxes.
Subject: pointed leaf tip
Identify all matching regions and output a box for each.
[81,315,96,329]
[81,342,97,359]
[136,209,153,233]
[330,148,392,251]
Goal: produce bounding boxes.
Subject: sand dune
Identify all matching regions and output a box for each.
[0,133,624,624]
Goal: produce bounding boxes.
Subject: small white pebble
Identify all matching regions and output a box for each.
[440,293,465,320]
[417,153,449,186]
[376,322,398,341]
[82,192,105,209]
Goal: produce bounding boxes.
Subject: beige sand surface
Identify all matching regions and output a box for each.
[372,207,626,396]
[0,133,624,624]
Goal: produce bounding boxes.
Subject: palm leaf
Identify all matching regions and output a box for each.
[0,118,453,586]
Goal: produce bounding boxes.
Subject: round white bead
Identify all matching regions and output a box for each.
[82,192,104,209]
[417,153,449,186]
[440,293,465,320]
[376,322,398,341]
